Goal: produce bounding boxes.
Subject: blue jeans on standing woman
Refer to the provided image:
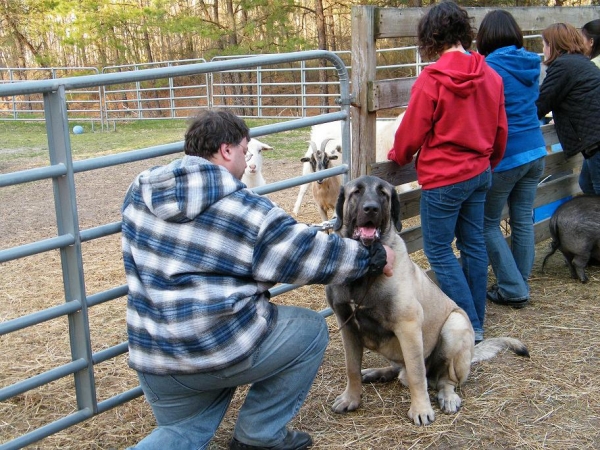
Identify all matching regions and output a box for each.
[420,167,491,342]
[128,305,329,450]
[579,151,600,195]
[484,157,545,301]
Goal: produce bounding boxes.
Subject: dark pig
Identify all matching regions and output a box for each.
[542,195,600,283]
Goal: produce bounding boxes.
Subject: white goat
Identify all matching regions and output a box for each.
[292,112,408,217]
[241,138,273,188]
[299,140,341,222]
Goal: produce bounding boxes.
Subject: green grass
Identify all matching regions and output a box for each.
[0,119,310,164]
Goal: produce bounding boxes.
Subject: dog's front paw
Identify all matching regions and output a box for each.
[437,391,462,414]
[407,404,435,426]
[332,391,361,413]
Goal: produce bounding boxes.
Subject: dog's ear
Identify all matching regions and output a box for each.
[333,186,345,231]
[391,188,403,232]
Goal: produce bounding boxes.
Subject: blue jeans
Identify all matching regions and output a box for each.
[128,305,329,450]
[579,152,600,194]
[420,168,491,340]
[483,157,545,301]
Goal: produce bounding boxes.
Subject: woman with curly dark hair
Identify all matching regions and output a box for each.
[388,1,508,344]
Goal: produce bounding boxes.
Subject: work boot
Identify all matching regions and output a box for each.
[229,429,312,450]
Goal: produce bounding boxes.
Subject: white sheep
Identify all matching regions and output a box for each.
[241,138,273,188]
[375,112,405,162]
[374,113,416,193]
[292,112,409,217]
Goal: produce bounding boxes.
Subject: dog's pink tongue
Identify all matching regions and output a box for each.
[358,227,377,240]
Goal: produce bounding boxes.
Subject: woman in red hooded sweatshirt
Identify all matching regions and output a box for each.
[387,1,508,344]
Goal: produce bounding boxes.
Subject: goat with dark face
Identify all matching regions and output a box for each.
[542,195,600,283]
[300,139,340,221]
[293,135,342,218]
[301,140,338,182]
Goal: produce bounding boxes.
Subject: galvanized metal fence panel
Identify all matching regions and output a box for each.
[0,50,351,450]
[0,37,542,127]
[0,67,102,124]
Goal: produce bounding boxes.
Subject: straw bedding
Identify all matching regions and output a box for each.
[0,156,599,449]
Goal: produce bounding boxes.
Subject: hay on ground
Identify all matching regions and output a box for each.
[1,157,599,449]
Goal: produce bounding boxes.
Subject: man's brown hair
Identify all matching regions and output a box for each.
[184,109,250,159]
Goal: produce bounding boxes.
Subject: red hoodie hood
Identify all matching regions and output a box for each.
[387,49,508,190]
[425,51,487,98]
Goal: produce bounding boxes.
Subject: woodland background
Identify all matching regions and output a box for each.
[1,0,599,73]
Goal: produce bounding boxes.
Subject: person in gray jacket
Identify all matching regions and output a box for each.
[122,109,394,450]
[536,22,600,194]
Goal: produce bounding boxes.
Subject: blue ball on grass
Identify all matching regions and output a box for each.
[72,125,84,135]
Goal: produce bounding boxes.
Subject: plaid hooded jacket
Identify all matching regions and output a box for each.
[122,155,372,374]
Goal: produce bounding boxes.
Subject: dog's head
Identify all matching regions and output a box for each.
[332,175,402,246]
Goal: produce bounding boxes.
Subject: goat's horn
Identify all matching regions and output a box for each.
[320,138,334,152]
[308,141,318,153]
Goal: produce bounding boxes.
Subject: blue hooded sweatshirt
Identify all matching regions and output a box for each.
[485,46,547,172]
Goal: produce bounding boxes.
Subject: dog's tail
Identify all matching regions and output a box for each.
[471,337,530,364]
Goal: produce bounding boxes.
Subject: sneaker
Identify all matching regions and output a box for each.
[229,430,313,450]
[486,289,529,309]
[474,329,484,345]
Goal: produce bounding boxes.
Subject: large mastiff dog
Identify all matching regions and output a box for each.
[326,175,529,426]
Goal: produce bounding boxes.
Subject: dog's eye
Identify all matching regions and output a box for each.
[351,186,363,196]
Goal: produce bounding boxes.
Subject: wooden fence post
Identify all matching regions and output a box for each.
[350,5,378,178]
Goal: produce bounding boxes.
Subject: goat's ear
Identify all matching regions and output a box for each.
[300,157,310,162]
[329,155,338,160]
[333,186,345,231]
[390,189,403,233]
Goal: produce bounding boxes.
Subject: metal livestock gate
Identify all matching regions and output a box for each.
[0,51,351,450]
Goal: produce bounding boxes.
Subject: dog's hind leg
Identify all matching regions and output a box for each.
[362,362,402,383]
[430,311,474,414]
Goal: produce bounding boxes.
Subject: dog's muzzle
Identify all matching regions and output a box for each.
[352,226,380,246]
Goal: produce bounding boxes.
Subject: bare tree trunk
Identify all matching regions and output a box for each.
[2,10,44,68]
[223,0,245,115]
[327,10,337,52]
[315,0,329,115]
[240,8,255,115]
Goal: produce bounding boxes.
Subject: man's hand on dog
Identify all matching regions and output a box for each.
[383,245,395,277]
[366,241,395,277]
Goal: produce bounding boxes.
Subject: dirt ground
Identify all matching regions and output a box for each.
[1,155,599,449]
